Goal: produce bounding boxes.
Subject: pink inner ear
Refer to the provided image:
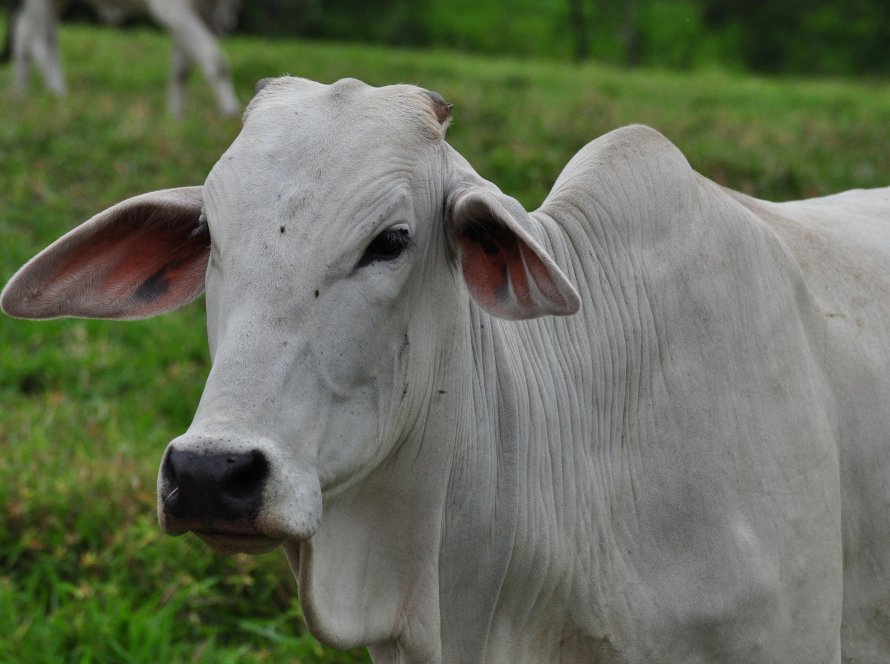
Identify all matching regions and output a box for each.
[522,244,568,305]
[457,218,572,320]
[459,231,507,312]
[94,233,198,299]
[34,206,209,319]
[457,224,540,313]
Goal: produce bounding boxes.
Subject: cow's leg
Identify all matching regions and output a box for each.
[15,0,66,96]
[11,1,33,94]
[168,39,194,118]
[146,0,239,116]
[31,12,66,96]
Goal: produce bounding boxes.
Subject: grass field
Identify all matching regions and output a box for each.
[1,20,889,663]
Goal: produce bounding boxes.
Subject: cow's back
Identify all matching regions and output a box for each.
[732,187,890,660]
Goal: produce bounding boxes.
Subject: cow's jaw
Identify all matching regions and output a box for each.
[193,531,281,555]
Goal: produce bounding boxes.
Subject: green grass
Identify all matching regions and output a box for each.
[1,20,889,663]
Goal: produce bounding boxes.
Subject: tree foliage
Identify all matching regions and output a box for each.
[702,0,890,74]
[56,0,890,77]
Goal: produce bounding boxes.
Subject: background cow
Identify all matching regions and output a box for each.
[5,0,240,115]
[3,77,890,662]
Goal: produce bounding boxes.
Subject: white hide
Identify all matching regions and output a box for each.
[10,0,240,116]
[3,77,890,663]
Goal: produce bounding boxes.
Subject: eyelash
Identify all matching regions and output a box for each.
[356,228,413,268]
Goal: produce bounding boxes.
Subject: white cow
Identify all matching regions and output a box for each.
[7,0,240,116]
[3,77,890,663]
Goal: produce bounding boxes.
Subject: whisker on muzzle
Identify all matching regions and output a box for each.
[163,486,179,505]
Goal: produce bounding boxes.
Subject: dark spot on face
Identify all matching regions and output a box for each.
[280,226,286,234]
[438,390,447,395]
[314,289,319,298]
[135,267,170,301]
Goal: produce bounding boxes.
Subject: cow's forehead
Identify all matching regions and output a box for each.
[241,77,447,151]
[202,77,452,257]
[205,77,448,216]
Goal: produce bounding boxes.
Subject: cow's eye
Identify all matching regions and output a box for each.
[356,227,412,268]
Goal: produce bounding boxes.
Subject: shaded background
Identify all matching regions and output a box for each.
[240,0,890,75]
[59,0,890,75]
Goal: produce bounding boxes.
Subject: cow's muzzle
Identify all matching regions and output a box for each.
[162,449,269,521]
[157,434,323,554]
[159,447,280,553]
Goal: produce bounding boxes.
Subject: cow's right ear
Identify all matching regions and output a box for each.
[1,187,209,320]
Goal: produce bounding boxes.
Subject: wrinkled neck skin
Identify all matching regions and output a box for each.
[285,149,641,663]
[284,297,596,664]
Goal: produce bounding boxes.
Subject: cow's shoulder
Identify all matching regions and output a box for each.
[586,123,690,171]
[540,125,705,239]
[548,124,693,201]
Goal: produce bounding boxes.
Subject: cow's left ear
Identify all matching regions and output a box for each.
[447,186,581,320]
[1,187,209,320]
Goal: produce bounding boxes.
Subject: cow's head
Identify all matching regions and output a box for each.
[2,78,579,556]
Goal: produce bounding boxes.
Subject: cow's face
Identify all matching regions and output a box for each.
[160,79,466,553]
[1,77,579,555]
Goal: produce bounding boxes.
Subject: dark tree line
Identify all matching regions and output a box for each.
[703,0,890,74]
[561,0,890,74]
[41,0,890,77]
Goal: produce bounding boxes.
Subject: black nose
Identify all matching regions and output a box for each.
[161,449,269,524]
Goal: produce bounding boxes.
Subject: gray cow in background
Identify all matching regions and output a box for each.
[4,0,240,116]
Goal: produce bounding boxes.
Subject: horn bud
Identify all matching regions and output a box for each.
[254,77,276,95]
[426,90,453,124]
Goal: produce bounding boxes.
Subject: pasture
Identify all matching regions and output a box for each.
[1,19,889,663]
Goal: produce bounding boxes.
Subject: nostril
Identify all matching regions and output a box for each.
[223,450,269,499]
